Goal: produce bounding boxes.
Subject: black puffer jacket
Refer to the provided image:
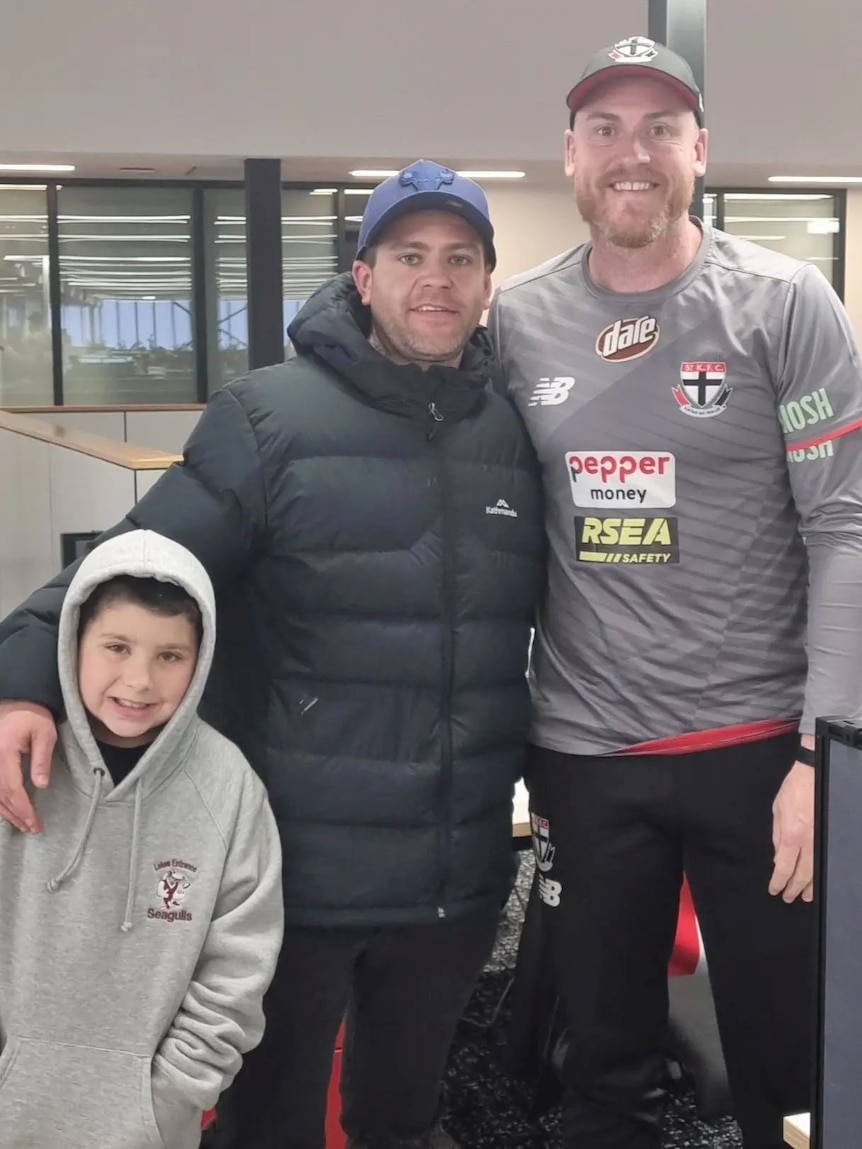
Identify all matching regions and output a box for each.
[0,275,545,926]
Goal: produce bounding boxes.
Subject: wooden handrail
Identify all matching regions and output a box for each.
[0,411,181,471]
[4,404,205,414]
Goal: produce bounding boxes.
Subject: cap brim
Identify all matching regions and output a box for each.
[358,191,496,269]
[566,67,699,117]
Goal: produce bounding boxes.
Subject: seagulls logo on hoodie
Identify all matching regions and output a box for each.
[157,870,191,910]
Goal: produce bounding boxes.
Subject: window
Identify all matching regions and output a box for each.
[0,185,53,406]
[340,188,374,268]
[719,192,842,288]
[57,186,195,404]
[204,187,338,387]
[282,188,338,350]
[203,187,249,392]
[0,179,847,410]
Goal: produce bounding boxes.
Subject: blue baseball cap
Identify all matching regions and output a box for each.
[356,160,496,269]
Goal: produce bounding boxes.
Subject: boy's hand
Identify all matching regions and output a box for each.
[0,701,57,833]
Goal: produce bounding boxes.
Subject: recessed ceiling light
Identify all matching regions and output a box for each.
[769,176,862,184]
[348,168,525,180]
[455,170,526,179]
[0,163,76,172]
[724,193,831,201]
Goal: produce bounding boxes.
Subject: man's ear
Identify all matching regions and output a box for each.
[564,128,577,179]
[353,260,372,305]
[482,268,493,312]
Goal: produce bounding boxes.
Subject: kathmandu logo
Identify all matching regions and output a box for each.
[486,498,518,518]
[609,36,659,63]
[596,316,660,362]
[673,361,732,418]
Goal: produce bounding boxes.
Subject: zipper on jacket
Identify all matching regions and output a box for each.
[433,433,456,918]
[427,402,444,440]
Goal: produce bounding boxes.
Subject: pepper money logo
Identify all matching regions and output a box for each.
[567,451,676,508]
[595,316,660,362]
[574,515,680,564]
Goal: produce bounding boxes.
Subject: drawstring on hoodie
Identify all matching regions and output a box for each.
[46,767,144,934]
[46,767,104,893]
[121,783,142,933]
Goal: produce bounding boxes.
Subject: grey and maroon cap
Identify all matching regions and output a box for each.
[566,36,704,126]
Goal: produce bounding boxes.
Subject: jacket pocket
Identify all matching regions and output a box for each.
[0,1035,163,1148]
[148,1063,203,1149]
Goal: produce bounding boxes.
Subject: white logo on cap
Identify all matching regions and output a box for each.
[609,36,659,63]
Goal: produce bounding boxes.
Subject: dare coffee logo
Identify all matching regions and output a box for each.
[595,316,660,362]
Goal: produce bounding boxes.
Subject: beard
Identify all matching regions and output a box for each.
[576,169,695,248]
[369,310,473,369]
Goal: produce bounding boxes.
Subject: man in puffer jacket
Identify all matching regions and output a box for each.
[0,161,545,1149]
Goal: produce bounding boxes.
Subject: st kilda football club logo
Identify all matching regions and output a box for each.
[673,361,732,418]
[608,36,659,63]
[530,813,556,873]
[596,315,660,363]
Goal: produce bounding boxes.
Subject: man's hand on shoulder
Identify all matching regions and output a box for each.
[0,700,58,833]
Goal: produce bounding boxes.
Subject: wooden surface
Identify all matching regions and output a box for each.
[784,1113,810,1148]
[0,410,181,470]
[5,404,205,413]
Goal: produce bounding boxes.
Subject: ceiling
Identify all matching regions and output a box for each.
[0,0,859,191]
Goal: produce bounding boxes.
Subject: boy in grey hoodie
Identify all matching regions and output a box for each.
[0,529,284,1149]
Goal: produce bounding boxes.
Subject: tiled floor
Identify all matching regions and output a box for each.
[441,855,743,1149]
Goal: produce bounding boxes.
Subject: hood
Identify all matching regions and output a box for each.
[288,273,492,425]
[57,529,216,799]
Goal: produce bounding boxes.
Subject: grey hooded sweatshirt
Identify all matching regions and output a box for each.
[0,530,284,1149]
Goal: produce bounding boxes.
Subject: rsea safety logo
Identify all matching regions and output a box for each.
[595,316,660,362]
[567,451,676,508]
[574,516,679,564]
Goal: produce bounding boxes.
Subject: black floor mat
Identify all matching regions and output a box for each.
[440,858,743,1149]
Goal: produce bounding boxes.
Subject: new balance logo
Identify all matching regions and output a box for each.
[538,875,562,907]
[485,498,518,518]
[528,376,575,407]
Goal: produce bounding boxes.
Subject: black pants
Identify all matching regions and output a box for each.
[208,910,499,1149]
[525,734,814,1149]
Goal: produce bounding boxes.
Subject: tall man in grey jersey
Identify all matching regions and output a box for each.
[489,35,862,1149]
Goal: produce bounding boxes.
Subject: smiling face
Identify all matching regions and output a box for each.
[77,600,198,748]
[564,75,707,249]
[352,210,493,369]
